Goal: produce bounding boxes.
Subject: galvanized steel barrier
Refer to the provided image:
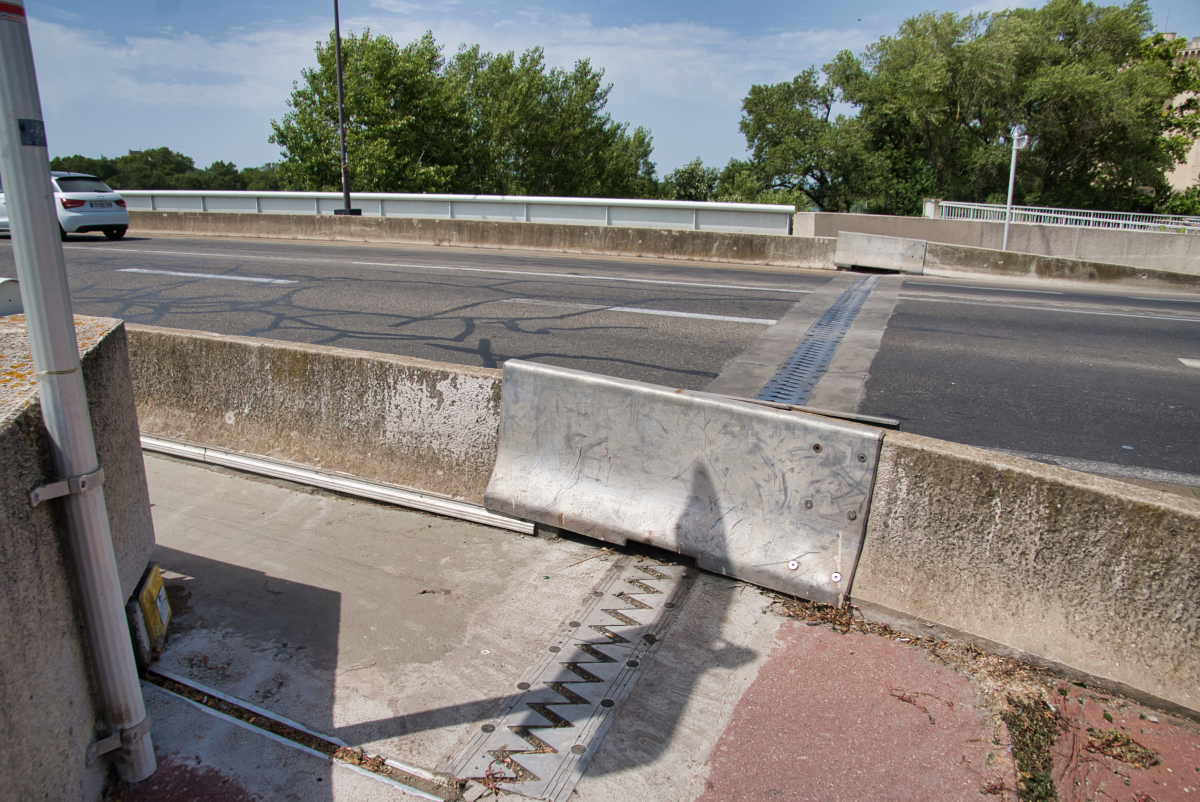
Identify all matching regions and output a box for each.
[119,190,794,236]
[484,360,883,605]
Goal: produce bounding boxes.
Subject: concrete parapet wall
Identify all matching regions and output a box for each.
[799,210,1200,276]
[128,211,838,270]
[0,316,155,801]
[126,325,503,504]
[853,431,1200,717]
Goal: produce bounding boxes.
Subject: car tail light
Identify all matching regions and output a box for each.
[60,198,86,209]
[115,198,126,208]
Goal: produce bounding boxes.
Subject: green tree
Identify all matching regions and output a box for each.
[271,30,659,197]
[50,149,291,191]
[271,30,464,193]
[663,157,719,201]
[738,0,1200,214]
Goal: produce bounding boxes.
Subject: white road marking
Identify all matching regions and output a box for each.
[897,294,1200,323]
[116,268,296,285]
[908,282,1063,295]
[73,245,811,294]
[991,448,1200,488]
[500,297,776,325]
[1131,296,1200,304]
[1179,358,1200,368]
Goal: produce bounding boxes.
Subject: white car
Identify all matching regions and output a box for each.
[0,171,129,240]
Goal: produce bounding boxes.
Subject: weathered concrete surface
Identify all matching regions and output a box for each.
[142,455,788,800]
[853,431,1200,718]
[834,231,928,273]
[144,454,1106,802]
[924,240,1200,290]
[0,315,156,802]
[798,209,1200,276]
[127,325,502,504]
[128,210,838,270]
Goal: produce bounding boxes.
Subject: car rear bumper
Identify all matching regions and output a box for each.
[59,209,130,232]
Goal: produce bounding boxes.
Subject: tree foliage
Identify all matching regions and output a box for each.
[49,148,286,190]
[663,157,720,201]
[270,30,658,197]
[738,0,1200,214]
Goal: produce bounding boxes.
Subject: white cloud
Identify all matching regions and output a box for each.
[26,9,874,171]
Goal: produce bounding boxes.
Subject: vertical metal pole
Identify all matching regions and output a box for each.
[0,0,155,782]
[1003,130,1019,251]
[333,0,353,213]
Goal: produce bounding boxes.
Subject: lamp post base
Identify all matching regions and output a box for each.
[333,208,362,216]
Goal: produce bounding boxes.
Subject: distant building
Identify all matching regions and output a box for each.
[1164,34,1200,193]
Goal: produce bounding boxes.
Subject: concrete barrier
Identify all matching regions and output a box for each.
[126,325,503,505]
[834,232,927,273]
[128,211,838,271]
[120,190,795,236]
[121,327,1200,717]
[923,240,1200,289]
[1,315,156,800]
[797,210,1200,276]
[830,232,1200,289]
[853,431,1200,718]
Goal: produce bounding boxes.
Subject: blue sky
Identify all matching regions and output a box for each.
[26,0,1200,176]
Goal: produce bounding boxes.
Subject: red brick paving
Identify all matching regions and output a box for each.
[697,622,1017,801]
[1052,684,1200,802]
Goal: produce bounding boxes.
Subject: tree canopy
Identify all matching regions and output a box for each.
[270,30,658,198]
[49,148,286,191]
[731,0,1200,214]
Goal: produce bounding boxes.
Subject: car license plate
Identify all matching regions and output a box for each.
[90,201,113,208]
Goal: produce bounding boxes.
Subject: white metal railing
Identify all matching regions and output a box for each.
[935,200,1200,235]
[119,191,794,236]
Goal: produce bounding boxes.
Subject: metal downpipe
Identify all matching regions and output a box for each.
[0,1,155,782]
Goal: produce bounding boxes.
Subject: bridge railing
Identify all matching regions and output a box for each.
[119,191,794,236]
[936,200,1200,235]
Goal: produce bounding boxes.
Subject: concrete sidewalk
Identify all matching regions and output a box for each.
[126,455,1200,801]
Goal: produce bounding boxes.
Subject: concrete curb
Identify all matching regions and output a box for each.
[128,211,838,270]
[123,327,1200,718]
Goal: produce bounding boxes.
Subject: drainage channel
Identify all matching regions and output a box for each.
[144,669,460,800]
[447,559,695,801]
[756,275,881,406]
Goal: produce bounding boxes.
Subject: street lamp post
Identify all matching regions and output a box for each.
[1002,127,1029,251]
[332,0,360,216]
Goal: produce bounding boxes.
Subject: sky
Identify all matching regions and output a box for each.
[25,0,1200,176]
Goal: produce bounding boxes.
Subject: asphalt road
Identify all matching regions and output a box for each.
[2,231,1198,481]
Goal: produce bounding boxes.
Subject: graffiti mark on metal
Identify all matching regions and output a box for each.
[484,360,882,604]
[447,560,692,801]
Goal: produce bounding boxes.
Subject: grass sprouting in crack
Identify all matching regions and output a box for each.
[1001,694,1065,802]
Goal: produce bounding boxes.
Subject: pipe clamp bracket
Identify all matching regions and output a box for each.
[29,466,105,507]
[86,715,152,765]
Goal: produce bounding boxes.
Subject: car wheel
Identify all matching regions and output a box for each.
[103,226,127,241]
[59,225,67,241]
